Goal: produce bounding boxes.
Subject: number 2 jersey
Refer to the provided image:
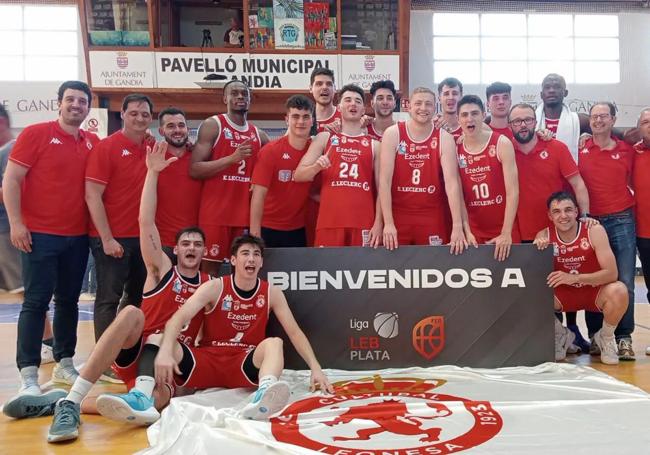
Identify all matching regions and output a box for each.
[200,274,270,348]
[198,114,261,228]
[317,133,376,230]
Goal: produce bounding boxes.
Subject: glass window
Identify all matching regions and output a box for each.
[86,0,150,46]
[0,56,24,81]
[432,13,620,84]
[0,31,23,55]
[25,56,78,81]
[0,5,23,30]
[25,6,78,31]
[25,31,78,56]
[341,0,398,51]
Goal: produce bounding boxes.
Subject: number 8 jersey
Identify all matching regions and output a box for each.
[317,133,376,229]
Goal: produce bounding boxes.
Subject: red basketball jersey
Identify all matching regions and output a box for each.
[550,222,602,303]
[317,107,342,133]
[392,121,446,226]
[318,133,376,229]
[201,275,270,348]
[366,123,383,142]
[457,132,508,240]
[141,267,211,346]
[198,114,261,227]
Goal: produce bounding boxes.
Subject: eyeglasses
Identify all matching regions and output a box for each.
[590,113,611,121]
[510,117,536,127]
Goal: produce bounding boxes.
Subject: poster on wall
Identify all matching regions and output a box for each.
[89,50,156,88]
[82,108,108,139]
[258,7,274,27]
[273,0,304,19]
[304,3,329,49]
[274,18,305,49]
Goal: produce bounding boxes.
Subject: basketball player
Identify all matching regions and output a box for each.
[379,87,466,252]
[309,67,341,133]
[456,95,519,261]
[485,81,514,142]
[294,84,383,247]
[153,233,334,420]
[366,79,397,141]
[436,77,463,139]
[44,142,210,442]
[534,191,628,365]
[190,80,270,275]
[250,95,314,247]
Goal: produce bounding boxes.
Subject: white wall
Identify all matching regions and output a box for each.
[409,11,650,127]
[179,7,238,48]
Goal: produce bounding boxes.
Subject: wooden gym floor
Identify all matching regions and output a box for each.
[0,289,649,454]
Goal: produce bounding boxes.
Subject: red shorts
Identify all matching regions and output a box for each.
[396,223,449,246]
[315,228,372,247]
[555,284,603,313]
[112,337,145,390]
[203,226,247,261]
[178,345,258,389]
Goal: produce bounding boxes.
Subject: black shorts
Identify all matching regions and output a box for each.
[261,226,307,248]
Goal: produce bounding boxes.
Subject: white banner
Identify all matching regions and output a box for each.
[155,52,337,90]
[89,50,156,89]
[138,364,650,454]
[0,82,60,128]
[340,55,401,91]
[81,108,108,139]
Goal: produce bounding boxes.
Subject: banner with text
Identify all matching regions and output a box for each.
[89,50,156,88]
[261,245,553,370]
[340,54,400,90]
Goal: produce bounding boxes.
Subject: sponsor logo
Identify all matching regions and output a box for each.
[172,278,182,294]
[116,51,128,69]
[488,145,496,157]
[210,244,220,257]
[49,137,63,145]
[413,316,445,360]
[540,150,549,160]
[431,137,438,149]
[282,153,291,160]
[86,141,93,150]
[397,141,407,155]
[361,138,369,147]
[279,23,299,43]
[429,235,443,246]
[229,332,244,343]
[221,294,233,311]
[278,169,292,182]
[223,128,233,139]
[373,312,399,338]
[331,136,340,146]
[271,375,503,454]
[364,55,376,72]
[580,148,589,154]
[611,153,620,160]
[256,295,266,308]
[457,154,467,168]
[121,149,131,157]
[580,238,590,251]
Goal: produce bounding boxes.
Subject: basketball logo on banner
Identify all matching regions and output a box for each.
[271,375,503,454]
[412,316,445,360]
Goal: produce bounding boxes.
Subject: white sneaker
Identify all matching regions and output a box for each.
[554,319,575,361]
[646,346,650,356]
[593,330,619,365]
[52,359,79,385]
[41,344,54,365]
[240,381,290,420]
[78,292,95,301]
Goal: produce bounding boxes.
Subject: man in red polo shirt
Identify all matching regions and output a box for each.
[190,80,269,275]
[632,108,650,356]
[154,107,202,256]
[578,102,636,360]
[250,95,313,247]
[86,94,154,346]
[485,82,514,142]
[509,103,590,242]
[2,81,98,413]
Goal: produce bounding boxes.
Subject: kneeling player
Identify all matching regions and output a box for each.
[535,192,628,364]
[152,233,333,420]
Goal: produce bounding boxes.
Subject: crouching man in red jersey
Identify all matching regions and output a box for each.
[154,233,334,420]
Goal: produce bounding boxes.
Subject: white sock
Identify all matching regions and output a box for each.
[601,322,616,339]
[134,375,156,398]
[258,375,278,390]
[66,376,93,405]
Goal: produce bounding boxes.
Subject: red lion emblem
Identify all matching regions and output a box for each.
[323,399,452,442]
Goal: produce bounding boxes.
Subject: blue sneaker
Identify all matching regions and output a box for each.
[3,388,67,419]
[96,389,160,425]
[48,399,81,443]
[240,381,290,420]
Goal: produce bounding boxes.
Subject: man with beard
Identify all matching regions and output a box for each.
[436,77,463,139]
[379,87,467,251]
[295,84,383,247]
[366,80,397,141]
[190,80,270,275]
[44,143,211,441]
[485,82,514,142]
[309,67,341,133]
[154,108,202,257]
[510,103,591,242]
[2,81,99,416]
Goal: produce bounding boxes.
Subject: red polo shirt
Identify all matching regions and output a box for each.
[9,120,99,236]
[578,137,634,216]
[633,141,650,238]
[86,131,152,238]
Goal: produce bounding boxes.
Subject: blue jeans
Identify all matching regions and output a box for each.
[80,252,97,293]
[16,233,88,369]
[587,209,636,340]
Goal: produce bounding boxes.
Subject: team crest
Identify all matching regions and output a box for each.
[488,145,497,157]
[361,138,369,147]
[430,137,438,149]
[234,132,241,140]
[271,375,502,453]
[221,294,233,311]
[341,136,347,144]
[611,153,620,160]
[223,128,233,139]
[412,316,445,360]
[256,295,266,308]
[172,278,182,294]
[580,238,590,250]
[210,244,220,257]
[540,150,549,160]
[330,136,340,146]
[86,141,93,150]
[278,170,292,182]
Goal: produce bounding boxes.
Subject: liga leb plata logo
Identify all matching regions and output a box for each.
[413,316,445,360]
[271,374,503,454]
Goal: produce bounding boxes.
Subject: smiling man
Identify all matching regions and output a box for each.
[366,79,397,141]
